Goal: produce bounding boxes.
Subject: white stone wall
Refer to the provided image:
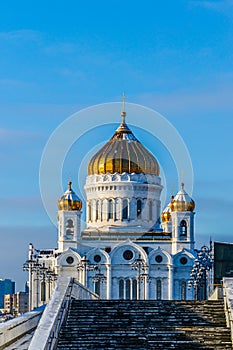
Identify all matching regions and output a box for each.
[171,211,195,254]
[54,241,194,301]
[58,210,81,252]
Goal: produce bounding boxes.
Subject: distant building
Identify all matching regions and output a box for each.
[214,242,233,285]
[4,292,29,315]
[4,294,12,314]
[0,279,15,308]
[25,281,29,293]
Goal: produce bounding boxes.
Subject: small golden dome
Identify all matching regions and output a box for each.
[88,112,160,176]
[161,196,174,222]
[170,183,195,212]
[161,206,171,223]
[58,182,82,211]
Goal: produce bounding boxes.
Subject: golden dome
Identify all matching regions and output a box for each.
[88,112,160,176]
[58,182,82,211]
[161,196,174,222]
[170,183,195,212]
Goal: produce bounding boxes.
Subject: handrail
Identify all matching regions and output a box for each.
[222,277,233,345]
[29,276,99,350]
[208,285,223,300]
[47,279,73,350]
[0,309,43,350]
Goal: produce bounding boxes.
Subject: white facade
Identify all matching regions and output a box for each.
[27,113,196,309]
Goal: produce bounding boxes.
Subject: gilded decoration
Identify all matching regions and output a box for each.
[88,114,160,176]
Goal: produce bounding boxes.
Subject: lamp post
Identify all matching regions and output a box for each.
[23,257,57,309]
[77,257,107,296]
[131,255,149,300]
[91,266,107,297]
[92,266,107,283]
[188,245,213,300]
[44,267,57,299]
[38,263,57,303]
[38,263,49,304]
[23,258,42,309]
[77,255,90,287]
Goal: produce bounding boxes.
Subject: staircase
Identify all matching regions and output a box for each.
[56,300,232,350]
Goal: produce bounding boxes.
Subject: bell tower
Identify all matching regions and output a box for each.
[170,183,195,253]
[57,182,82,252]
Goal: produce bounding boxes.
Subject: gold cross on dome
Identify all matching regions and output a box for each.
[121,92,126,124]
[122,92,125,112]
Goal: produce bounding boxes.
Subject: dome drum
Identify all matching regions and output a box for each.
[85,172,161,186]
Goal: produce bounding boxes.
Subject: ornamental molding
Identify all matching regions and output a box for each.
[85,172,161,185]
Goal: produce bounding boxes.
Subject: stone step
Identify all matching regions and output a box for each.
[65,319,227,326]
[56,300,232,350]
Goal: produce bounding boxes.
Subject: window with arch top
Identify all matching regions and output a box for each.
[126,279,131,299]
[88,202,92,221]
[119,279,124,299]
[181,281,187,300]
[41,281,46,302]
[156,279,162,300]
[122,199,128,220]
[94,280,100,296]
[137,199,142,219]
[66,219,74,235]
[179,220,187,236]
[96,200,100,221]
[108,199,114,220]
[149,200,153,221]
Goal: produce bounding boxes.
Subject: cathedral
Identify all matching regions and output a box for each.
[26,104,196,310]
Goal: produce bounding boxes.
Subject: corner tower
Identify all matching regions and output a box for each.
[161,183,195,253]
[57,182,82,252]
[83,101,163,237]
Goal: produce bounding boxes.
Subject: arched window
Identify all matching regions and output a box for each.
[119,279,124,300]
[119,279,137,300]
[156,279,162,300]
[149,200,153,221]
[108,199,114,220]
[66,219,74,235]
[122,199,128,220]
[137,199,142,219]
[88,202,92,221]
[95,280,100,296]
[132,279,137,300]
[96,200,99,221]
[126,279,131,299]
[180,220,187,236]
[181,281,186,300]
[41,281,46,302]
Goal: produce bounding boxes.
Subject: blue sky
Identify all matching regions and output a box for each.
[0,0,233,290]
